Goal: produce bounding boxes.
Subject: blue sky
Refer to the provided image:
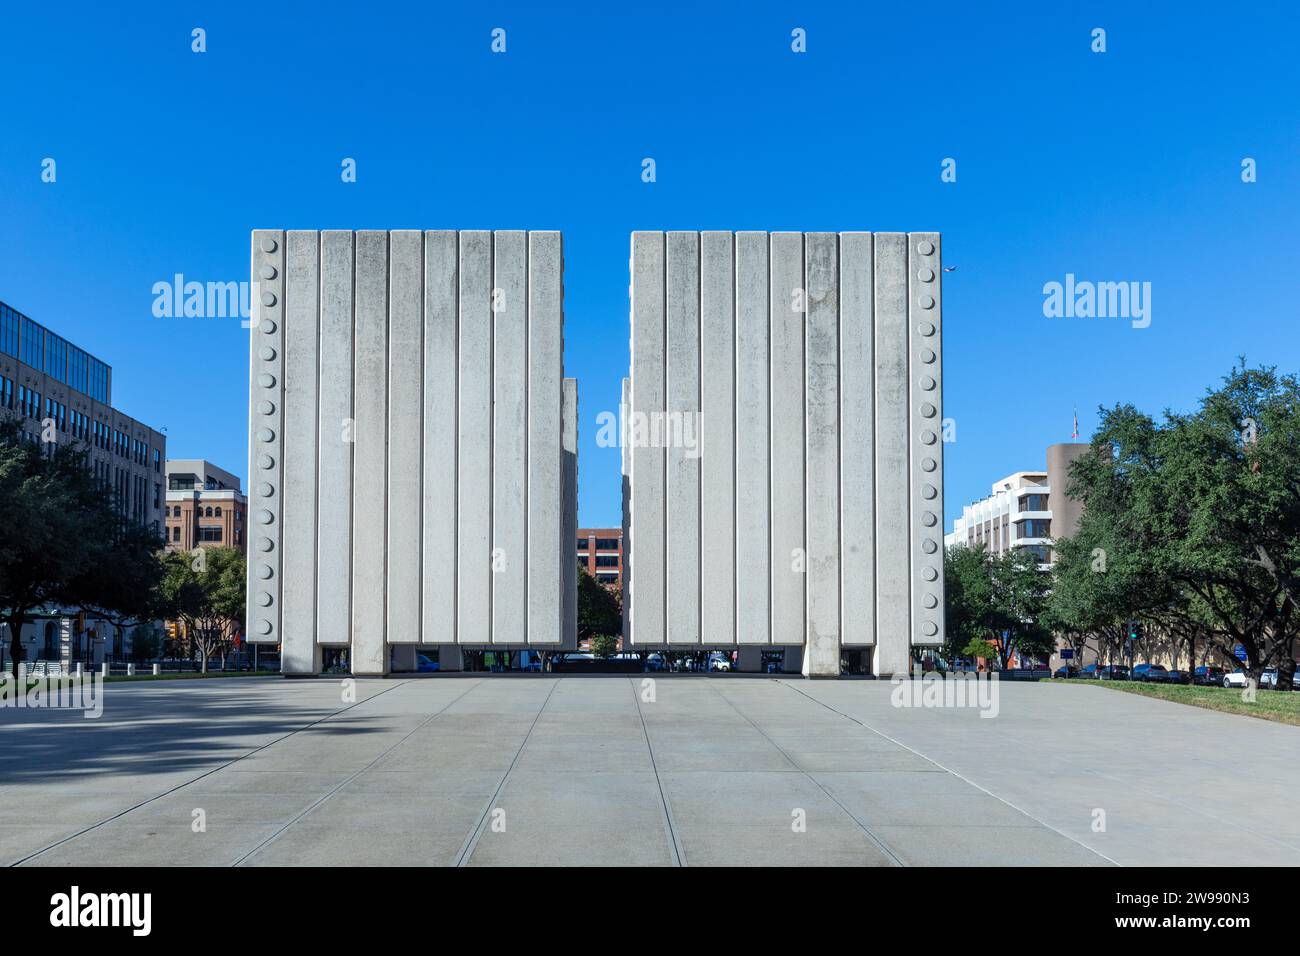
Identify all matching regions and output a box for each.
[2,2,1297,527]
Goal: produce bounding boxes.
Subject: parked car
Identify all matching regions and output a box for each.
[1193,666,1228,686]
[644,653,666,672]
[1132,663,1169,683]
[1053,665,1080,679]
[416,654,439,672]
[1098,665,1130,680]
[1079,663,1102,679]
[708,653,732,672]
[1165,669,1192,685]
[1223,669,1251,688]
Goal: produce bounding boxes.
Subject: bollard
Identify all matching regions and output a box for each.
[101,663,108,678]
[152,663,160,676]
[127,663,135,677]
[75,662,83,678]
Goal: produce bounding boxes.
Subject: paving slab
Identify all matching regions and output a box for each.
[6,675,1287,866]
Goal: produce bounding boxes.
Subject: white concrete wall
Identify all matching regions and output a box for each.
[624,231,945,676]
[248,230,575,675]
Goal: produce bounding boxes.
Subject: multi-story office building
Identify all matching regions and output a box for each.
[0,299,166,533]
[0,299,166,667]
[944,442,1091,566]
[164,459,247,553]
[577,528,623,589]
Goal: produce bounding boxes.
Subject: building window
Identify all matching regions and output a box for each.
[595,538,620,551]
[595,555,619,568]
[171,526,181,543]
[198,526,223,542]
[214,506,222,517]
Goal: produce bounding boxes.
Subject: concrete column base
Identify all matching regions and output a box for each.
[439,645,464,672]
[282,640,322,677]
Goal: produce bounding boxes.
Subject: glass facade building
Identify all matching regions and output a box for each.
[0,300,110,403]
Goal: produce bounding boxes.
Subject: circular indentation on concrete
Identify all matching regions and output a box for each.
[918,322,935,336]
[923,594,938,609]
[258,592,273,607]
[258,509,274,524]
[921,348,935,363]
[921,402,936,418]
[260,265,277,280]
[260,237,278,253]
[920,375,936,390]
[922,457,937,472]
[261,292,276,307]
[922,484,937,499]
[922,539,938,554]
[258,400,275,415]
[918,267,935,282]
[922,512,937,527]
[921,430,936,444]
[920,295,935,309]
[917,240,934,255]
[258,538,274,552]
[257,564,274,579]
[922,620,938,636]
[923,567,938,583]
[258,428,275,443]
[257,619,273,635]
[257,373,276,388]
[261,319,277,333]
[258,483,274,498]
[258,454,274,469]
[259,346,276,361]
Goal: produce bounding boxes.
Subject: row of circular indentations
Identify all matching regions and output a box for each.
[915,238,941,639]
[252,235,281,636]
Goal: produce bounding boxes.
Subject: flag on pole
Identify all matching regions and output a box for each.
[1072,409,1079,440]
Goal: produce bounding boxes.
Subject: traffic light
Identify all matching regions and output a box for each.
[1129,622,1141,642]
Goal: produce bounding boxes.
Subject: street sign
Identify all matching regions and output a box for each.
[1233,644,1247,662]
[1060,648,1074,660]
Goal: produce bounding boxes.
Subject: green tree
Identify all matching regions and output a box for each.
[157,548,246,672]
[987,547,1053,668]
[943,543,995,660]
[1069,363,1300,685]
[577,563,621,646]
[0,422,165,679]
[590,633,619,658]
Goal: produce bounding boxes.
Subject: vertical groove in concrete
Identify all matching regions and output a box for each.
[247,231,285,649]
[734,232,771,646]
[351,231,390,675]
[492,231,528,645]
[803,232,839,676]
[386,231,423,645]
[279,231,320,672]
[315,231,355,648]
[769,232,805,646]
[529,233,565,646]
[629,232,666,645]
[561,377,578,649]
[457,231,493,645]
[908,234,945,648]
[872,234,911,676]
[700,232,736,646]
[839,233,875,648]
[422,231,458,645]
[665,232,701,645]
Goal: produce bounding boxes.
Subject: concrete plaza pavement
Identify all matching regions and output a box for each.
[2,676,1295,866]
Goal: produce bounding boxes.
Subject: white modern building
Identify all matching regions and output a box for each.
[622,231,946,678]
[944,443,1091,567]
[245,230,577,676]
